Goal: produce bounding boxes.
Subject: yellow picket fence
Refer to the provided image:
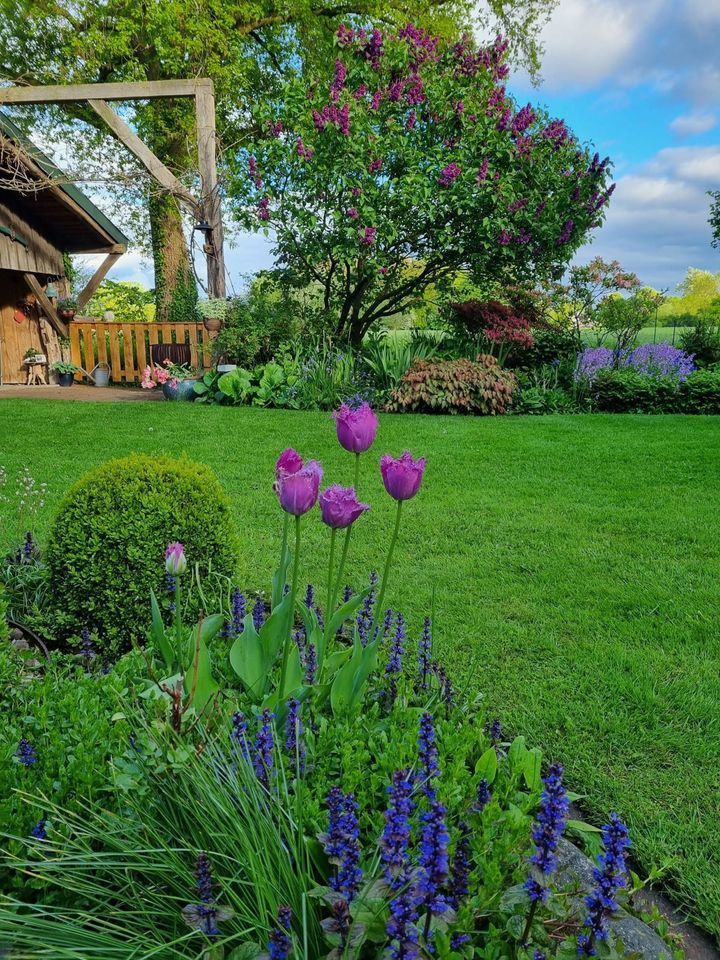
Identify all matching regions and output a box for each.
[68,321,212,383]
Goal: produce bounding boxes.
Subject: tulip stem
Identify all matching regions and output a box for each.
[353,452,361,493]
[372,499,403,640]
[330,526,353,623]
[277,513,290,608]
[278,515,302,699]
[326,527,337,621]
[174,578,182,672]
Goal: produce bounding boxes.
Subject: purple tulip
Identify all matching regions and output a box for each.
[380,451,426,502]
[319,485,370,529]
[165,542,187,575]
[276,448,303,478]
[275,460,323,516]
[333,403,379,454]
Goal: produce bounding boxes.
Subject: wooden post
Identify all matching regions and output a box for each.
[195,81,225,299]
[76,251,123,309]
[23,274,68,337]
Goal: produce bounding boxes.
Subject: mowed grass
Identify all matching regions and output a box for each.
[1,400,719,937]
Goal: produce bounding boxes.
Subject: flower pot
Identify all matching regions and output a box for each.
[57,371,75,387]
[162,378,199,402]
[217,363,237,374]
[203,316,223,334]
[59,309,76,321]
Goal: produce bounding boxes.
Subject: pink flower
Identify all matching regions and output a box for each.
[319,485,370,529]
[276,448,304,478]
[347,207,359,219]
[274,459,323,516]
[333,402,378,453]
[165,542,187,575]
[360,226,377,246]
[380,451,426,501]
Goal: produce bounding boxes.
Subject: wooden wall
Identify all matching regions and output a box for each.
[0,270,45,384]
[0,200,63,275]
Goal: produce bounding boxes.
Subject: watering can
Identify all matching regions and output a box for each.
[89,362,110,387]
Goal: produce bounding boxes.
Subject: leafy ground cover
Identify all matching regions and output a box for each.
[1,399,719,938]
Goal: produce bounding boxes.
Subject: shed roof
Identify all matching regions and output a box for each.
[0,110,128,254]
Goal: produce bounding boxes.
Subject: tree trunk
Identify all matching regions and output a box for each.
[148,190,198,323]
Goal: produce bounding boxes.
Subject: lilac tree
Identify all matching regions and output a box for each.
[232,24,614,344]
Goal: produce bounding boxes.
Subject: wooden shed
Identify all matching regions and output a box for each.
[0,110,127,384]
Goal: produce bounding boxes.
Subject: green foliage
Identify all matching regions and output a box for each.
[593,288,658,354]
[361,331,441,394]
[0,645,142,890]
[590,368,720,413]
[0,585,9,643]
[710,191,720,249]
[387,356,516,415]
[234,31,612,343]
[44,455,240,652]
[679,319,720,367]
[87,279,155,323]
[218,360,300,408]
[659,267,720,323]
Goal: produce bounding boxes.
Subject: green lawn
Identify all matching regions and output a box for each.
[2,400,719,937]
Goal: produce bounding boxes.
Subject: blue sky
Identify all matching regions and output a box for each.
[108,0,720,295]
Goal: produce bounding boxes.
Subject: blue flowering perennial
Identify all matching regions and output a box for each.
[303,583,315,609]
[267,905,293,959]
[449,821,471,909]
[381,770,415,884]
[30,818,47,840]
[284,698,305,775]
[418,712,440,800]
[304,643,317,683]
[577,814,631,956]
[418,617,432,690]
[486,717,503,746]
[322,787,363,902]
[417,800,450,919]
[387,885,421,960]
[321,898,352,952]
[252,597,266,631]
[181,852,232,940]
[16,737,36,766]
[230,710,250,761]
[253,709,275,789]
[524,763,569,905]
[355,570,378,646]
[342,583,353,603]
[432,661,455,712]
[80,625,95,662]
[473,778,492,812]
[231,588,246,636]
[385,612,406,707]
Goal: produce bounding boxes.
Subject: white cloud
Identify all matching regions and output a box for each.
[575,144,720,289]
[518,0,663,89]
[670,112,717,137]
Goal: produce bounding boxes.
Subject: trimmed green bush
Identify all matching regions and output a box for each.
[590,368,720,413]
[386,355,516,415]
[45,455,239,651]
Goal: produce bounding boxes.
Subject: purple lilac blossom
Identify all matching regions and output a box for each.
[438,163,461,186]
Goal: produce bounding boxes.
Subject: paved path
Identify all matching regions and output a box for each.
[0,385,162,402]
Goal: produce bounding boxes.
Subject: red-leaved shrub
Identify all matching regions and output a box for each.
[449,300,534,351]
[386,355,516,415]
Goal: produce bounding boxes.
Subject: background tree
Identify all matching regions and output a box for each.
[709,190,720,249]
[231,26,614,344]
[0,0,558,321]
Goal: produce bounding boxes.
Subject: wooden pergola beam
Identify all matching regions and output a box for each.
[76,251,123,310]
[87,99,202,218]
[24,273,68,337]
[0,79,206,104]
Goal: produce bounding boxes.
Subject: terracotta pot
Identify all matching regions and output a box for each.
[59,309,76,321]
[203,316,223,333]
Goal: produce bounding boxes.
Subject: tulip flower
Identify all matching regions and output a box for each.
[319,485,370,530]
[276,447,303,478]
[165,541,187,576]
[275,460,323,516]
[333,403,378,454]
[380,451,426,502]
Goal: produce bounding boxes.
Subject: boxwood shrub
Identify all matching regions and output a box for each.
[45,455,240,652]
[591,368,720,413]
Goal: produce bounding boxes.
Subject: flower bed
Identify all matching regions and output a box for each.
[1,405,674,957]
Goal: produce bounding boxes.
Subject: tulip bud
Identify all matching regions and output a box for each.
[319,485,370,529]
[380,451,426,501]
[333,402,379,454]
[165,541,187,575]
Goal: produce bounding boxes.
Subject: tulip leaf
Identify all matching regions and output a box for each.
[325,587,372,642]
[149,589,174,670]
[271,546,291,609]
[185,629,219,714]
[508,736,528,773]
[259,591,294,664]
[229,619,266,700]
[523,748,543,792]
[279,644,305,699]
